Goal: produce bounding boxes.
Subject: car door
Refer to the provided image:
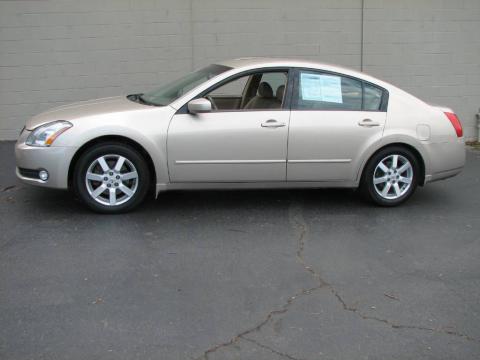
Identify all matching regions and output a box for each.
[167,69,292,182]
[287,69,388,181]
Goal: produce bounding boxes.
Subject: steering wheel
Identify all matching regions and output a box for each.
[205,95,218,110]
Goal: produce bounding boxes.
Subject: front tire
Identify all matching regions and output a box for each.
[73,142,150,213]
[360,146,419,206]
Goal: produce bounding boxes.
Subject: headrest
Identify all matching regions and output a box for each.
[276,85,285,101]
[258,82,273,97]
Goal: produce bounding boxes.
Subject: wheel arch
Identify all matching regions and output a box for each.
[68,135,157,196]
[359,142,426,186]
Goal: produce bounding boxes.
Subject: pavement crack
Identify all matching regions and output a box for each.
[196,286,322,360]
[241,336,304,360]
[288,198,479,344]
[359,315,477,342]
[289,201,352,307]
[1,185,17,192]
[196,197,477,359]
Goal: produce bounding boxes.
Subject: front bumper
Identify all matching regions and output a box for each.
[15,131,78,189]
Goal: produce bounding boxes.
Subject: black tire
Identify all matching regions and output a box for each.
[73,142,150,213]
[360,146,419,206]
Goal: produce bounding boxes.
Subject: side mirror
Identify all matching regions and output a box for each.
[188,98,212,114]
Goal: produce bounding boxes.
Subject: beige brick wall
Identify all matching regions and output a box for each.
[0,0,479,140]
[363,0,480,141]
[0,0,193,139]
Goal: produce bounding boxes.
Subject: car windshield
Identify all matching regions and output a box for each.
[138,64,232,106]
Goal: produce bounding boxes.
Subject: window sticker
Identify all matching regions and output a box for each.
[300,73,343,103]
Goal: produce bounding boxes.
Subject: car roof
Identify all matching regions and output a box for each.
[217,57,343,70]
[215,57,389,88]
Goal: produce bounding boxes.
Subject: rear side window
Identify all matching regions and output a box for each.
[293,70,387,111]
[295,71,362,111]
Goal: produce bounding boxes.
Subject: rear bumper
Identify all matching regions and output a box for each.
[15,136,78,189]
[424,166,463,184]
[423,138,465,184]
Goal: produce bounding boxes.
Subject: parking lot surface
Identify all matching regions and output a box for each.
[1,141,480,360]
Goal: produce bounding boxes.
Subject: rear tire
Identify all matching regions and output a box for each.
[360,146,419,206]
[73,142,150,213]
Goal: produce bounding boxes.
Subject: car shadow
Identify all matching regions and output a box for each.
[8,183,452,218]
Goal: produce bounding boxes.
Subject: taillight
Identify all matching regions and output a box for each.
[444,112,463,137]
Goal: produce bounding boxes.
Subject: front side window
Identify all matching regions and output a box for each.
[140,64,231,106]
[203,70,288,111]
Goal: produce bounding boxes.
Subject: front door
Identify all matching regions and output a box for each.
[168,70,291,182]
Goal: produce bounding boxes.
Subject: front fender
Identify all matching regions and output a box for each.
[55,107,174,186]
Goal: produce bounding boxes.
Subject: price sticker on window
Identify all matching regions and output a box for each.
[300,73,343,103]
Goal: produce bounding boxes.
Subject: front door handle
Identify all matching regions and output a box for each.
[358,118,380,127]
[261,119,286,128]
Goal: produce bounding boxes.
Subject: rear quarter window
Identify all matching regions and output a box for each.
[363,83,384,111]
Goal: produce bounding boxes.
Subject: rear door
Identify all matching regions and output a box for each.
[287,69,388,181]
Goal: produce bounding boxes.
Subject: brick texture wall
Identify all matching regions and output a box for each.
[363,0,480,141]
[0,0,479,140]
[0,0,193,139]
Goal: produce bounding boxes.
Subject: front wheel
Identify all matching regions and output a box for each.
[360,146,419,206]
[73,143,150,213]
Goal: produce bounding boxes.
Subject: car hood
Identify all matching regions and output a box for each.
[25,96,150,130]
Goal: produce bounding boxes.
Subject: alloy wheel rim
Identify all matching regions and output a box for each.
[373,154,413,200]
[85,154,139,206]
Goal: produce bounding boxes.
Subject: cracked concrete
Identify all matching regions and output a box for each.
[197,286,323,360]
[1,185,16,192]
[290,199,478,343]
[1,141,480,359]
[201,194,478,359]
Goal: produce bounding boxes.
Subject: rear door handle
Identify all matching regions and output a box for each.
[261,119,286,128]
[358,118,380,127]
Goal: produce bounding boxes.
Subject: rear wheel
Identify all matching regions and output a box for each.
[360,146,419,206]
[73,143,150,213]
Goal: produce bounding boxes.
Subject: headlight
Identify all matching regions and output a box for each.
[26,121,72,147]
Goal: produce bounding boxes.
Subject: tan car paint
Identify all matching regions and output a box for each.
[16,57,465,195]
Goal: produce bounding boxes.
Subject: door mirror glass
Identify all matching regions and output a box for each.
[188,98,212,113]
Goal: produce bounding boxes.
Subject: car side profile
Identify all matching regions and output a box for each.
[15,58,466,213]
